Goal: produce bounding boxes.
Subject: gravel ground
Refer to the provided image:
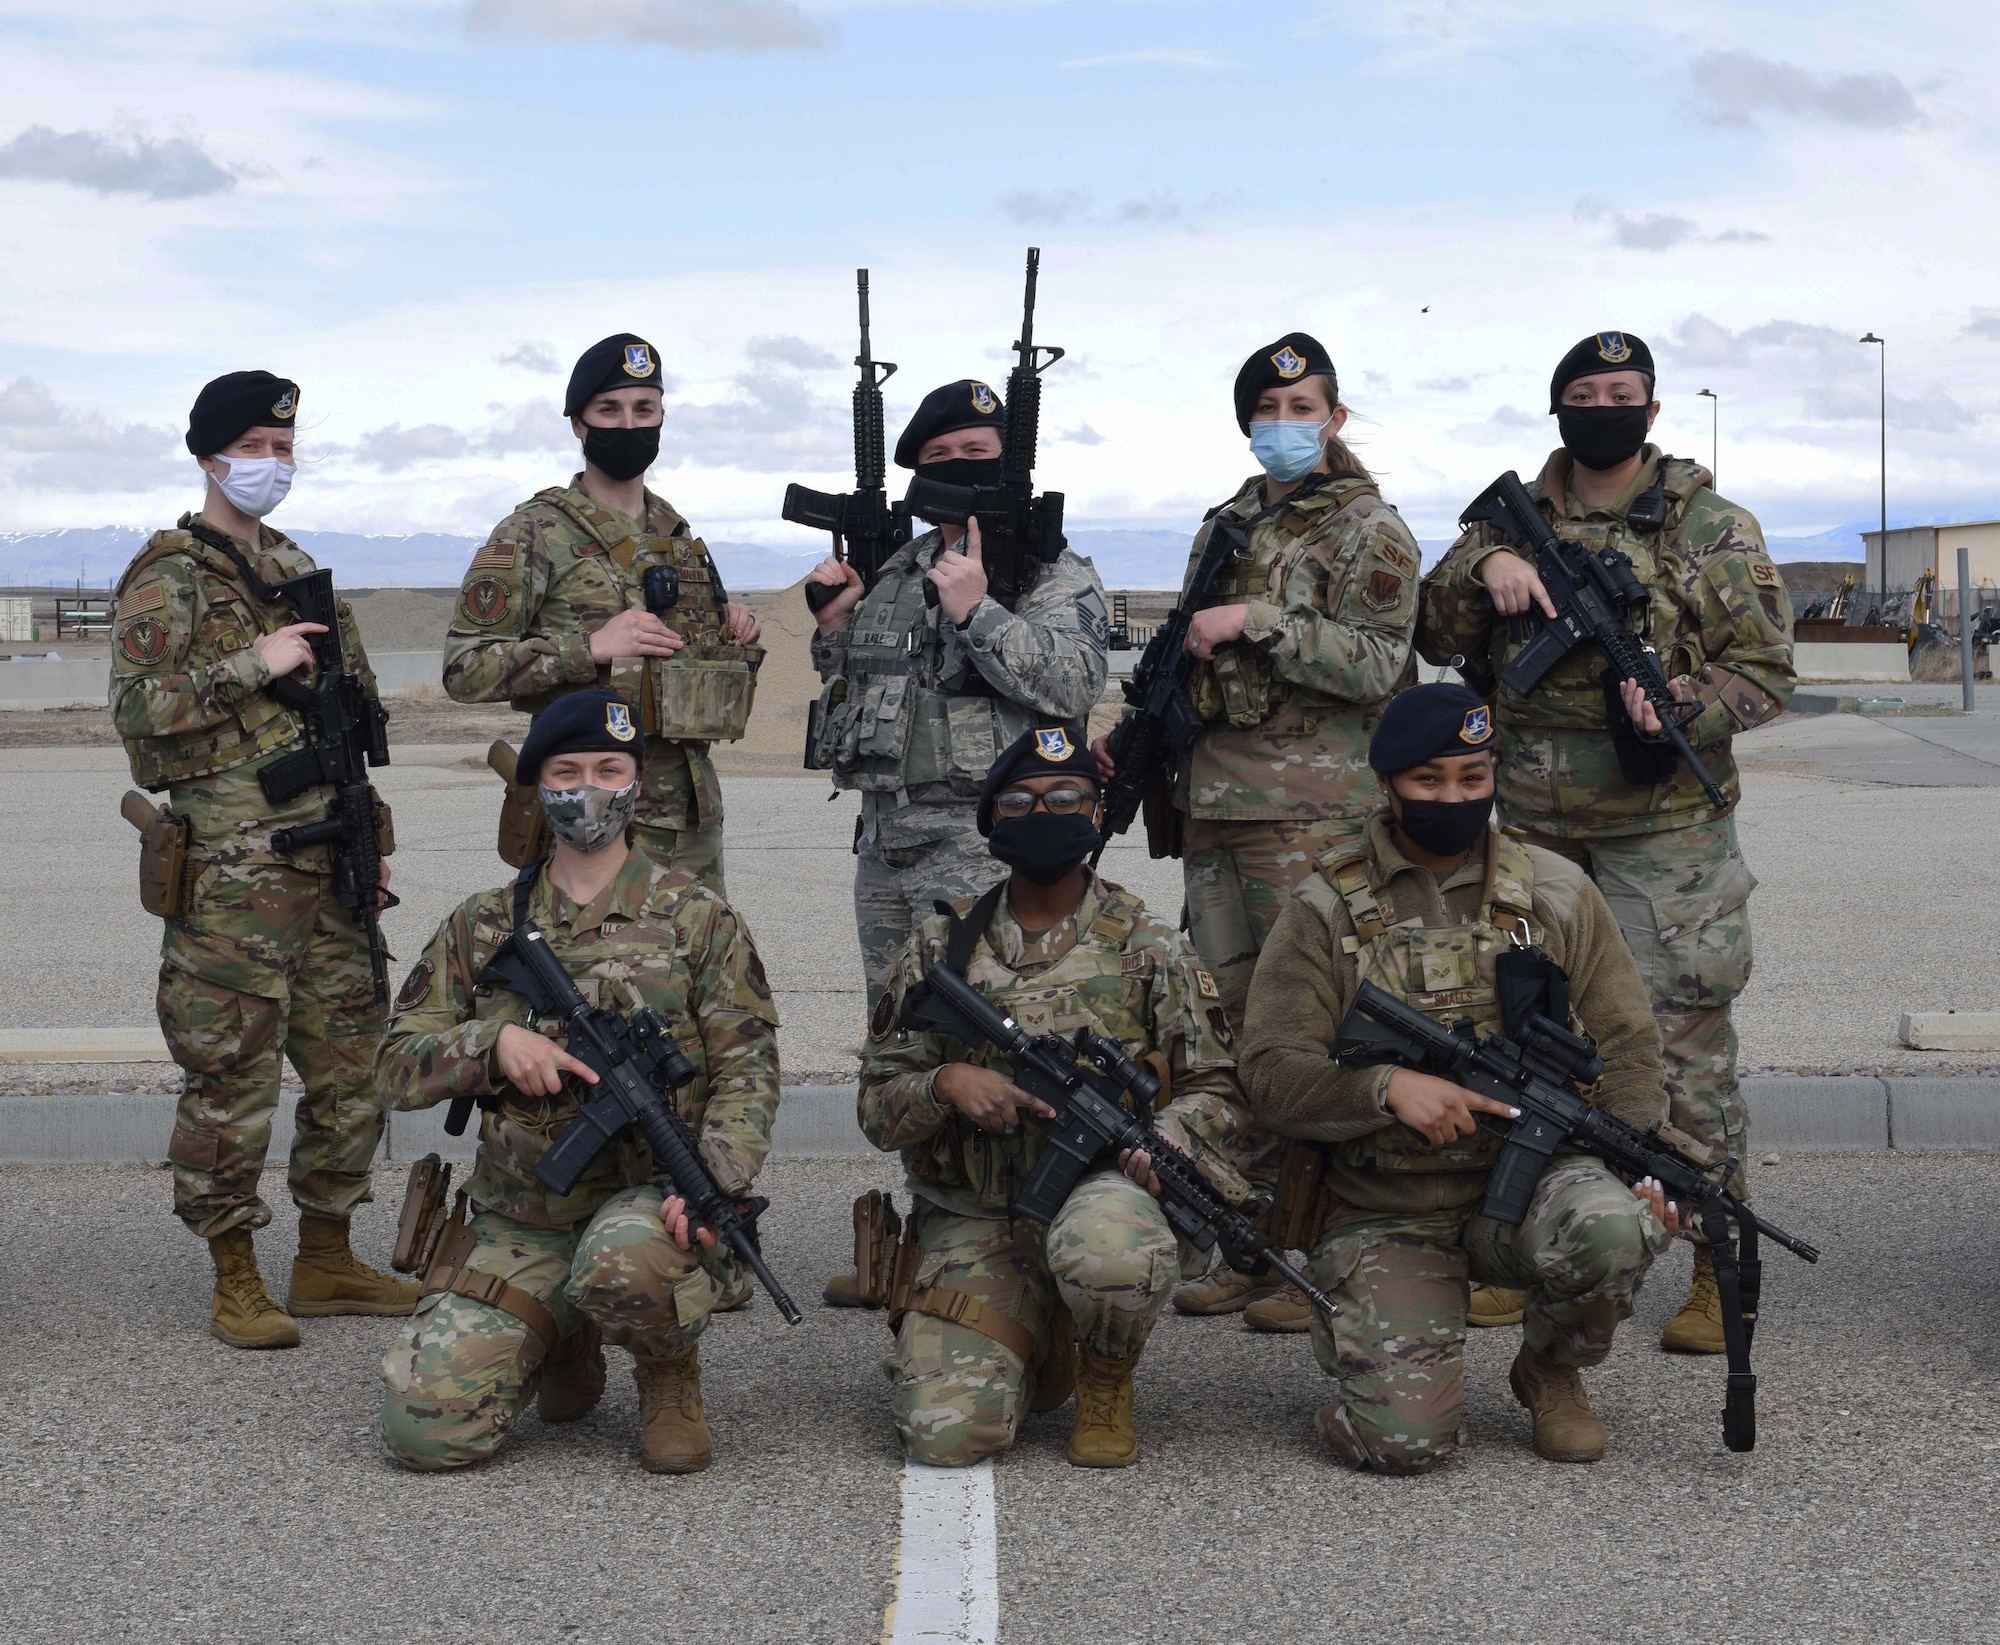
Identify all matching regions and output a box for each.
[1,1152,1992,1644]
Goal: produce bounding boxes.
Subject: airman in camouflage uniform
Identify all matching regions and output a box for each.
[375,692,781,1474]
[111,369,417,1350]
[805,379,1110,1012]
[1418,331,1793,1351]
[1239,684,1681,1472]
[442,334,764,894]
[861,725,1253,1470]
[1097,333,1419,1326]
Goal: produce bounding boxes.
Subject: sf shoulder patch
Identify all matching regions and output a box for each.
[395,958,434,1010]
[1365,568,1404,608]
[119,617,169,666]
[1193,967,1220,1000]
[461,576,512,626]
[1749,561,1779,587]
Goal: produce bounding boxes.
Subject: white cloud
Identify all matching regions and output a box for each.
[496,341,561,373]
[0,377,189,493]
[354,422,473,470]
[466,0,832,51]
[0,124,236,199]
[746,334,842,371]
[1690,51,1921,131]
[1057,422,1105,445]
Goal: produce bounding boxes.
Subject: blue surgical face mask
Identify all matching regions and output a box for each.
[1248,418,1328,482]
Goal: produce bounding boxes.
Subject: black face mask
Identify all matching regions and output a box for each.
[1394,795,1494,858]
[989,812,1100,886]
[1556,404,1650,472]
[582,423,661,483]
[912,454,1003,502]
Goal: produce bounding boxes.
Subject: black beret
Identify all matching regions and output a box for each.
[1368,683,1495,776]
[564,334,665,418]
[518,690,645,787]
[1549,331,1656,411]
[894,379,1006,469]
[1233,332,1338,435]
[186,371,299,457]
[976,723,1096,835]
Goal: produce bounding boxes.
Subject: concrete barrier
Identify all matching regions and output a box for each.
[1793,642,1911,684]
[4,1077,1995,1163]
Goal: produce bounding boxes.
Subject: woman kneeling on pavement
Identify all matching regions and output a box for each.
[1237,682,1683,1470]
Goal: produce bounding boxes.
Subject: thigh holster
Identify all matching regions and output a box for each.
[418,1201,560,1360]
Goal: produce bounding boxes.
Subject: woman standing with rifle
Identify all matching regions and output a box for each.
[1093,333,1421,1329]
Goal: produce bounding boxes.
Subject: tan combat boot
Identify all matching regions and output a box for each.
[538,1321,607,1424]
[1173,1263,1280,1316]
[822,1271,866,1308]
[1660,1245,1727,1354]
[633,1346,713,1473]
[1469,1286,1527,1328]
[207,1227,301,1349]
[1067,1344,1141,1468]
[1508,1344,1607,1463]
[1243,1284,1314,1334]
[288,1213,423,1317]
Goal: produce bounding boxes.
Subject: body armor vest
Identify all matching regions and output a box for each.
[813,542,1030,797]
[1325,833,1541,1177]
[515,489,761,743]
[116,533,310,790]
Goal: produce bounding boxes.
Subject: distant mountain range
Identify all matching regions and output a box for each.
[0,519,1872,593]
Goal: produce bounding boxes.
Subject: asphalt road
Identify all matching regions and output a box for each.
[1,1151,1992,1644]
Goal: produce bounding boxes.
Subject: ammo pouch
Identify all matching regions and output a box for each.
[121,790,196,918]
[392,1152,455,1275]
[651,639,765,743]
[852,1189,917,1309]
[1601,671,1681,787]
[1268,1140,1334,1255]
[487,740,552,868]
[1192,642,1277,728]
[374,797,397,857]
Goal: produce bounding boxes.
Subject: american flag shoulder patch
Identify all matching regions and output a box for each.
[471,539,519,571]
[118,582,166,618]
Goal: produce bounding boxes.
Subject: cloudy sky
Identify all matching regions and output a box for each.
[1,0,1993,553]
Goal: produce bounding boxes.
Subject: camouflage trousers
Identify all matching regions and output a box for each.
[379,1184,743,1471]
[854,819,1008,1012]
[1525,816,1756,1205]
[1308,1156,1668,1475]
[887,1171,1185,1467]
[1183,814,1365,1190]
[631,818,725,897]
[159,858,388,1240]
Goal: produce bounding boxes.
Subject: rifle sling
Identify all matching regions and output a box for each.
[1696,1200,1760,1447]
[941,882,1008,975]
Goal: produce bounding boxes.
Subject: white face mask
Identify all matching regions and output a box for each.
[207,454,295,518]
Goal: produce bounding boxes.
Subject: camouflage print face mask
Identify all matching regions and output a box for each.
[538,780,639,853]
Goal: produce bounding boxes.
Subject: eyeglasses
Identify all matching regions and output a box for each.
[992,787,1097,819]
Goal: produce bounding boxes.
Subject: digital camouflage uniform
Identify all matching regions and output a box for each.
[110,513,392,1240]
[373,848,780,1470]
[1418,446,1794,1201]
[1238,814,1673,1472]
[811,529,1110,1009]
[1154,470,1420,1207]
[860,874,1251,1466]
[443,478,762,894]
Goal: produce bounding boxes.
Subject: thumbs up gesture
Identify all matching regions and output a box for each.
[927,517,990,625]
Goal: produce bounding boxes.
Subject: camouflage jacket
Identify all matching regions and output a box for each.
[1418,446,1795,839]
[374,847,782,1229]
[809,528,1110,850]
[443,478,762,834]
[1176,473,1419,821]
[108,513,379,863]
[1238,812,1668,1216]
[859,872,1254,1218]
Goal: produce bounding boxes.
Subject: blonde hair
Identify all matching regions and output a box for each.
[1302,373,1373,482]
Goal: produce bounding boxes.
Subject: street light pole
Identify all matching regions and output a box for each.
[1860,333,1886,603]
[1697,388,1718,487]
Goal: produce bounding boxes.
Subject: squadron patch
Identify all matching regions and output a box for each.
[970,381,998,415]
[622,342,656,380]
[119,618,168,665]
[1460,705,1493,744]
[605,701,637,741]
[1271,344,1307,380]
[1750,561,1779,587]
[461,577,511,626]
[395,958,434,1010]
[1035,726,1074,761]
[1366,569,1404,608]
[870,989,898,1039]
[1594,332,1633,365]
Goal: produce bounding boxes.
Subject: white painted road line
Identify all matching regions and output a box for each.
[882,1458,999,1645]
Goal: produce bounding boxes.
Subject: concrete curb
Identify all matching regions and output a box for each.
[4,1078,1999,1164]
